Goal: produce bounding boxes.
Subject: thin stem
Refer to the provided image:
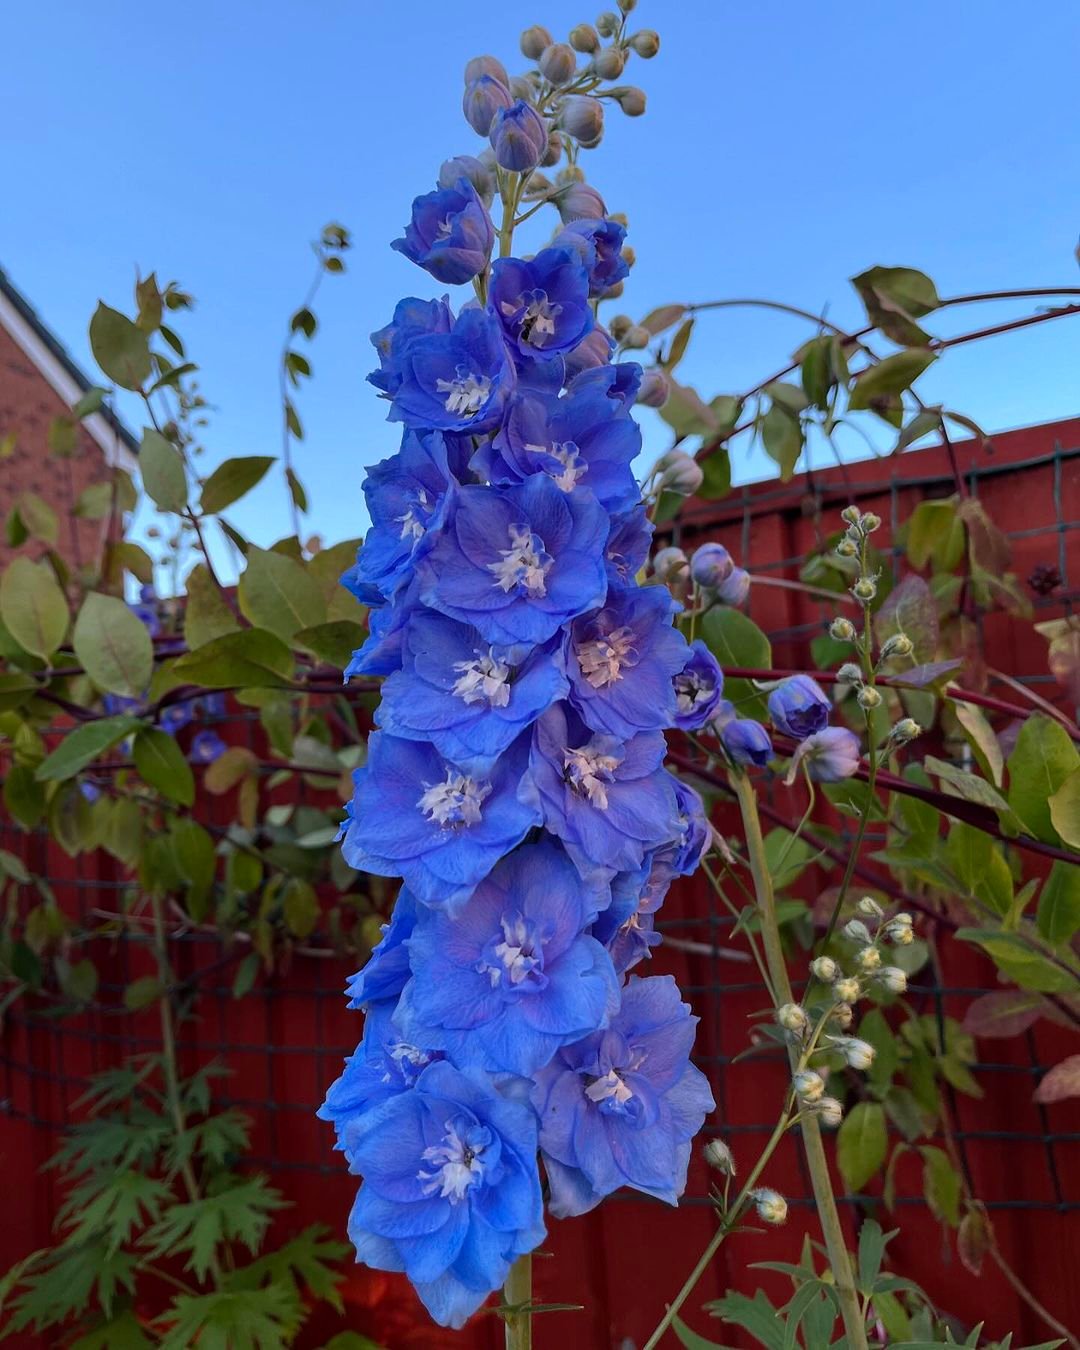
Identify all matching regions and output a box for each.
[701,857,775,1000]
[988,1245,1079,1349]
[730,772,868,1350]
[503,1252,533,1350]
[279,245,328,539]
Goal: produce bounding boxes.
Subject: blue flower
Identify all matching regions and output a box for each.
[489,247,593,360]
[554,217,629,296]
[131,602,161,638]
[672,640,724,731]
[417,473,609,647]
[369,296,453,398]
[349,430,457,607]
[339,731,539,912]
[386,306,515,433]
[392,179,494,285]
[593,856,669,974]
[345,889,419,1011]
[689,542,734,590]
[784,725,861,784]
[567,360,642,409]
[189,729,226,764]
[532,975,714,1216]
[472,385,641,513]
[344,1060,544,1329]
[670,776,709,876]
[604,507,653,585]
[376,610,567,773]
[562,326,614,379]
[395,842,619,1075]
[715,701,773,767]
[565,584,688,739]
[523,703,681,880]
[342,588,414,679]
[462,73,512,136]
[488,99,547,171]
[767,674,831,741]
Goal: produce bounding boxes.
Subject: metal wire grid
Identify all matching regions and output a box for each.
[0,445,1076,1224]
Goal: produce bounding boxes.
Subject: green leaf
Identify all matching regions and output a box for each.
[641,303,686,336]
[286,466,308,513]
[71,1309,155,1349]
[172,628,294,688]
[700,606,772,721]
[0,556,69,657]
[658,377,722,439]
[857,1218,895,1292]
[133,728,195,805]
[923,755,1024,831]
[294,620,366,670]
[851,265,941,346]
[670,1314,730,1349]
[920,1145,961,1226]
[848,350,936,411]
[227,1224,348,1314]
[238,546,325,643]
[124,975,163,1011]
[200,456,276,515]
[283,879,320,938]
[140,427,189,513]
[173,818,217,893]
[875,573,938,663]
[906,497,961,571]
[4,1244,137,1335]
[17,491,59,543]
[838,1101,888,1191]
[762,828,817,890]
[35,715,141,782]
[156,1287,295,1350]
[142,1175,286,1282]
[4,762,46,826]
[761,401,803,480]
[75,481,115,520]
[665,316,695,370]
[697,444,732,500]
[74,593,154,697]
[704,1290,785,1350]
[1036,862,1080,947]
[956,928,1079,994]
[953,697,1005,789]
[860,1008,899,1093]
[89,303,151,391]
[183,563,238,649]
[232,952,260,999]
[1007,714,1080,845]
[1049,767,1080,850]
[72,386,108,420]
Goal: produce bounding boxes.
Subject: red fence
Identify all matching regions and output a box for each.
[1,419,1078,1348]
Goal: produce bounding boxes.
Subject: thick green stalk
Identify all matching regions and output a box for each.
[731,772,868,1350]
[503,1253,533,1350]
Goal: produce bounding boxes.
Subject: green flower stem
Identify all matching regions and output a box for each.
[503,1252,533,1350]
[731,771,868,1350]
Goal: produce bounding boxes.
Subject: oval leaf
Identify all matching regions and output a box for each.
[133,727,195,806]
[199,456,276,515]
[0,557,69,658]
[35,715,141,782]
[74,593,153,697]
[837,1100,888,1192]
[238,546,325,643]
[140,427,189,514]
[89,303,152,391]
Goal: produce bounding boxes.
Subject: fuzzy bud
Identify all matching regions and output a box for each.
[595,11,621,36]
[862,512,882,532]
[883,913,915,945]
[836,538,858,558]
[569,23,600,52]
[843,919,872,945]
[810,956,839,983]
[541,130,563,166]
[464,54,509,85]
[852,576,878,602]
[891,717,922,744]
[655,450,703,497]
[556,180,607,222]
[617,0,637,12]
[611,84,647,115]
[628,28,660,57]
[833,976,861,1004]
[777,1002,808,1035]
[593,46,626,79]
[856,896,884,918]
[880,632,914,660]
[793,1070,826,1104]
[841,505,862,527]
[830,617,857,641]
[621,243,637,267]
[877,965,908,994]
[837,1036,876,1071]
[539,42,577,84]
[608,314,633,340]
[836,662,863,685]
[703,1138,736,1175]
[832,1001,854,1029]
[509,75,538,101]
[857,684,882,710]
[752,1188,788,1225]
[520,25,553,58]
[621,323,651,349]
[652,546,688,582]
[817,1097,843,1128]
[559,94,606,147]
[438,154,496,205]
[637,367,669,408]
[855,945,882,973]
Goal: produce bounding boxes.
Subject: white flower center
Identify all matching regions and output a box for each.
[488,522,553,597]
[524,439,586,492]
[576,624,637,689]
[563,737,622,810]
[417,770,492,827]
[477,909,546,990]
[501,288,562,347]
[452,650,512,707]
[436,367,492,417]
[381,1042,432,1085]
[585,1069,634,1107]
[418,1117,488,1203]
[674,670,713,715]
[395,487,433,542]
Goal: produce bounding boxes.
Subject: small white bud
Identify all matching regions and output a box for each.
[855,945,882,973]
[654,450,703,497]
[703,1138,736,1175]
[842,919,872,945]
[776,1002,808,1035]
[832,1001,854,1029]
[857,685,882,710]
[877,965,908,994]
[833,976,861,1004]
[837,662,863,685]
[628,28,660,57]
[651,545,688,582]
[862,512,882,532]
[596,11,621,37]
[853,576,878,602]
[593,46,626,79]
[520,25,553,58]
[891,717,922,744]
[621,323,651,349]
[751,1188,788,1225]
[836,538,858,558]
[856,896,883,918]
[793,1070,825,1103]
[840,505,861,527]
[817,1096,843,1127]
[608,313,633,340]
[880,632,914,660]
[830,617,857,641]
[569,22,600,53]
[883,912,915,945]
[810,956,838,982]
[837,1036,876,1071]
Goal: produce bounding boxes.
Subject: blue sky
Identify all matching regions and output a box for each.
[3,1,1077,571]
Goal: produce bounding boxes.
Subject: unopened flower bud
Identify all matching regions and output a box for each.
[539,42,577,84]
[637,367,669,408]
[830,617,857,641]
[855,945,882,973]
[880,633,914,660]
[857,685,882,710]
[883,912,915,945]
[520,24,553,58]
[752,1188,788,1225]
[836,538,858,558]
[877,966,908,994]
[559,94,605,147]
[833,976,861,1004]
[843,919,872,945]
[621,323,650,350]
[596,11,621,37]
[837,1036,876,1071]
[652,546,687,582]
[569,22,600,52]
[621,243,637,267]
[465,54,509,85]
[438,154,495,204]
[810,956,838,982]
[655,450,703,497]
[832,1001,854,1029]
[853,577,878,602]
[777,1002,808,1035]
[463,74,513,136]
[817,1097,843,1127]
[837,662,863,685]
[611,84,646,115]
[608,314,633,341]
[690,542,735,590]
[541,130,563,167]
[629,28,660,57]
[556,179,607,222]
[862,512,882,532]
[856,896,883,918]
[604,280,625,299]
[717,566,751,607]
[562,326,613,379]
[793,1070,826,1103]
[593,46,626,79]
[703,1138,736,1174]
[841,505,861,527]
[891,717,922,744]
[617,0,637,12]
[509,74,538,101]
[489,100,548,171]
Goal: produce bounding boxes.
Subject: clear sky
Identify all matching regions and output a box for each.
[3,1,1078,570]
